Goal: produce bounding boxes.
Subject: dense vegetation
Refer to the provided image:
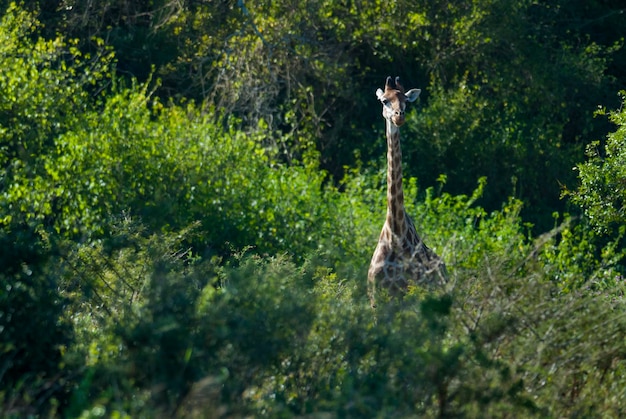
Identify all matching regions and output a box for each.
[2,1,626,417]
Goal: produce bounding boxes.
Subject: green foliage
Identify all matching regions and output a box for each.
[0,2,112,170]
[540,218,625,292]
[2,2,626,417]
[0,228,74,416]
[193,0,622,229]
[573,92,626,235]
[0,7,110,413]
[4,77,335,256]
[55,221,318,417]
[41,203,626,418]
[9,0,625,229]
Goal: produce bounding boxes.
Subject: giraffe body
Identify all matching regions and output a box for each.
[368,76,445,308]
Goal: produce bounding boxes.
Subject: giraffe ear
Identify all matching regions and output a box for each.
[376,88,385,101]
[405,88,421,102]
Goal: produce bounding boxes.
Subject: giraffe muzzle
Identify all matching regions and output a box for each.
[392,115,406,126]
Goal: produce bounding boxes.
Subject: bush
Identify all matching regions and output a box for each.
[573,91,626,236]
[0,2,112,170]
[0,226,74,416]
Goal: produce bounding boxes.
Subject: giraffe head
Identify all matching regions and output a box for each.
[376,76,421,127]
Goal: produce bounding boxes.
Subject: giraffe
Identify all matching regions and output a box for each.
[367,76,446,308]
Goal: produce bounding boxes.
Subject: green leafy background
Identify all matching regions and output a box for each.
[2,1,626,417]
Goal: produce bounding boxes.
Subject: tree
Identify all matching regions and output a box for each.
[0,2,112,171]
[0,6,110,412]
[572,91,626,236]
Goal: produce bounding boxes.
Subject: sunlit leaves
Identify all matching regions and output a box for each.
[573,92,626,235]
[1,1,626,417]
[0,3,112,169]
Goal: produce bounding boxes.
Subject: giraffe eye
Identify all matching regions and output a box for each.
[381,99,390,106]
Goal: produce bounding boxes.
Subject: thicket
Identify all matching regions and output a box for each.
[2,2,626,417]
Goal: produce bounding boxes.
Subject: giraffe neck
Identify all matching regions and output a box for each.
[385,119,406,238]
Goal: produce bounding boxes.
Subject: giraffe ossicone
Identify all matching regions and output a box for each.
[367,76,446,309]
